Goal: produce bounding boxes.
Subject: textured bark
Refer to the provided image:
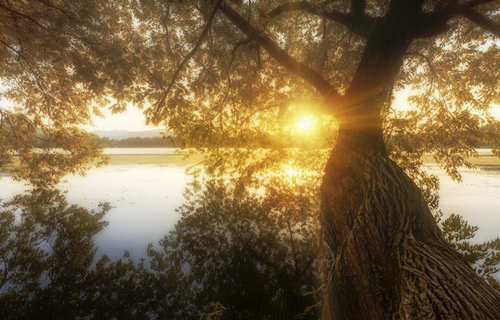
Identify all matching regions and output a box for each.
[320,101,500,319]
[220,1,500,318]
[318,2,500,317]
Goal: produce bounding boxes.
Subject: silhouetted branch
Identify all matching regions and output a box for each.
[35,0,73,19]
[461,0,497,9]
[406,52,437,77]
[461,9,500,37]
[414,0,499,38]
[0,38,20,56]
[268,1,375,37]
[227,38,251,72]
[413,19,450,38]
[0,3,48,30]
[0,38,50,103]
[351,0,366,16]
[153,0,223,121]
[220,2,336,98]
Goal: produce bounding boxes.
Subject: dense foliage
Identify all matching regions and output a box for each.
[1,0,500,318]
[1,1,499,187]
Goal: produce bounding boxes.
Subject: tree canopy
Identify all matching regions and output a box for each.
[1,0,500,319]
[0,0,498,189]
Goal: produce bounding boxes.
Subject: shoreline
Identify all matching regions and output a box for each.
[1,149,499,172]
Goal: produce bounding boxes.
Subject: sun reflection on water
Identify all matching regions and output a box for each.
[282,164,305,184]
[285,166,301,178]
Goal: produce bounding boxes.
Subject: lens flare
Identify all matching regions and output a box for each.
[295,115,315,131]
[286,166,300,178]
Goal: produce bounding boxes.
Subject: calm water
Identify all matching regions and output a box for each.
[1,148,499,259]
[430,166,500,242]
[0,153,189,259]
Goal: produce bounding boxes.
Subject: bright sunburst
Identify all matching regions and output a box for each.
[295,115,315,132]
[286,166,301,178]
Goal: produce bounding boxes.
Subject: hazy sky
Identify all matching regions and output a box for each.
[1,88,499,132]
[87,92,500,132]
[490,104,500,119]
[89,107,155,132]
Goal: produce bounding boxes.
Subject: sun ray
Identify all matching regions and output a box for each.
[295,115,315,132]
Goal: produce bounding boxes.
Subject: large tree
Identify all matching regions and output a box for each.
[133,1,500,319]
[1,0,500,319]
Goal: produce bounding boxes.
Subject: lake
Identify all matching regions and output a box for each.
[0,148,499,260]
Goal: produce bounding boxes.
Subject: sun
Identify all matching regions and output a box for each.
[295,115,315,132]
[286,166,300,178]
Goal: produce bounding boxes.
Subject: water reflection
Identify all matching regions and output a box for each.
[432,165,500,243]
[1,160,500,257]
[1,152,500,318]
[0,177,320,319]
[0,165,188,259]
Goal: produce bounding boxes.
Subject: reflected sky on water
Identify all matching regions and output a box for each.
[1,149,499,258]
[0,163,188,259]
[430,165,500,243]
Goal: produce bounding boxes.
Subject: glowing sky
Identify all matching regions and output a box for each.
[87,92,500,132]
[89,107,155,132]
[1,88,499,132]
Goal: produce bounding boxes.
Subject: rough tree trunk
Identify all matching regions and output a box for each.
[319,94,500,319]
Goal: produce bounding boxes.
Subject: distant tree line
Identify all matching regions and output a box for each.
[96,136,179,148]
[97,122,499,149]
[477,122,500,148]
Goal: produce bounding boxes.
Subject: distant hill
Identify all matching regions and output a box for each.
[91,129,166,140]
[97,136,178,148]
[90,129,179,148]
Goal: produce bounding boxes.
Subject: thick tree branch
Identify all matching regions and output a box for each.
[412,12,451,38]
[461,0,497,9]
[268,1,350,23]
[268,1,375,37]
[153,0,222,121]
[461,9,500,37]
[0,38,20,56]
[220,1,336,97]
[413,0,500,39]
[0,3,48,30]
[350,0,366,16]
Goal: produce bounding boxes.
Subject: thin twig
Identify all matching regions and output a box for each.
[153,0,223,121]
